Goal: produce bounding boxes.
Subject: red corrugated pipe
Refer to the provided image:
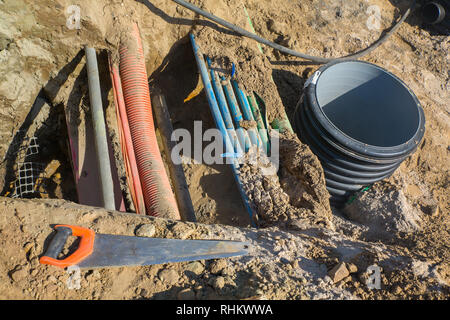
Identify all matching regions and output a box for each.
[108,55,146,215]
[118,23,180,220]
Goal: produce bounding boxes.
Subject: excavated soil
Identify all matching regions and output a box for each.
[0,0,448,300]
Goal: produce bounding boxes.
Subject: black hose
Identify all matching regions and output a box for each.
[171,0,416,63]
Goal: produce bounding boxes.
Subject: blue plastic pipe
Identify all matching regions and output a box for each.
[190,33,256,225]
[206,57,243,156]
[221,76,251,152]
[232,80,263,148]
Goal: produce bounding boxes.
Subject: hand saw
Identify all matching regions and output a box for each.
[40,225,249,269]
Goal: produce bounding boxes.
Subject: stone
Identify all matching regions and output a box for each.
[346,263,358,274]
[422,203,439,216]
[30,269,38,277]
[209,259,227,274]
[267,19,286,35]
[158,269,179,285]
[221,266,235,277]
[140,288,148,297]
[328,262,350,284]
[278,35,293,48]
[185,261,204,275]
[212,276,225,290]
[392,285,403,295]
[171,224,195,240]
[135,224,156,238]
[344,189,422,238]
[177,288,196,300]
[342,275,352,283]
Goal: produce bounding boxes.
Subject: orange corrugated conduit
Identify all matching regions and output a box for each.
[118,23,180,220]
[108,56,146,215]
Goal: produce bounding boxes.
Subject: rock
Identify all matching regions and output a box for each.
[344,188,422,238]
[267,19,286,35]
[171,224,194,240]
[422,202,439,217]
[10,266,28,282]
[287,219,310,231]
[346,263,358,274]
[392,285,403,295]
[221,266,235,277]
[323,276,333,285]
[342,275,352,283]
[135,224,156,238]
[177,288,196,300]
[158,269,179,285]
[140,288,148,297]
[212,276,225,290]
[30,269,38,277]
[328,262,350,284]
[47,275,57,283]
[185,261,204,275]
[277,35,293,48]
[209,259,227,274]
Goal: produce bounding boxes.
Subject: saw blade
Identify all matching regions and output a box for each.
[77,234,249,268]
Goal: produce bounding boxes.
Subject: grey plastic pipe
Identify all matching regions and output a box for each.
[84,46,116,210]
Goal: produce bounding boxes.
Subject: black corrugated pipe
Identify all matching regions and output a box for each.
[294,61,425,207]
[422,1,446,24]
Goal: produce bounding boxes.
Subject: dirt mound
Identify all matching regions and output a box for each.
[238,131,332,229]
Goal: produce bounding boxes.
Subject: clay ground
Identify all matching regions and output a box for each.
[0,0,448,300]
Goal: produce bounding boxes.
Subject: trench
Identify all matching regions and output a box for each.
[0,39,255,228]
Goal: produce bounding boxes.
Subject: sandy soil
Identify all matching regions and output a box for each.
[0,0,448,300]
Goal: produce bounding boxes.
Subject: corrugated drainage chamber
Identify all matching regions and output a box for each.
[294,60,425,207]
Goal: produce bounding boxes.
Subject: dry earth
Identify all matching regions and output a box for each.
[0,0,448,300]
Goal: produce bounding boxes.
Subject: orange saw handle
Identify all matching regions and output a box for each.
[39,225,95,268]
